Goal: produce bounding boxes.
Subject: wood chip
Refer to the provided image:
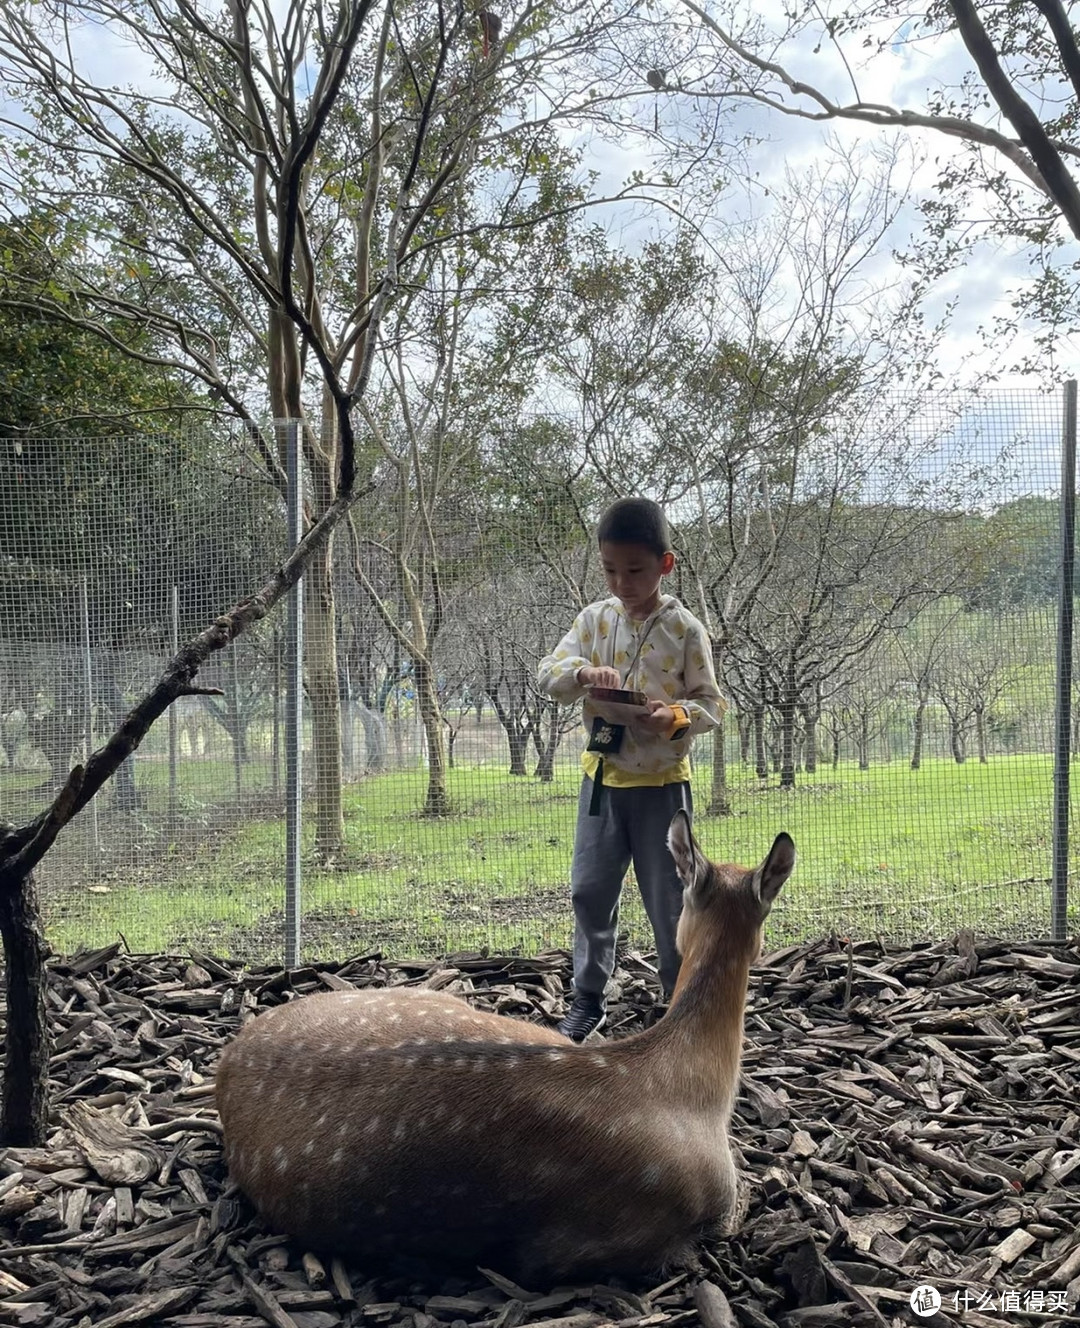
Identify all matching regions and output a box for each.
[4,937,1080,1327]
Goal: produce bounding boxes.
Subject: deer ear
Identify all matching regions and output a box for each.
[667,808,709,897]
[752,833,795,910]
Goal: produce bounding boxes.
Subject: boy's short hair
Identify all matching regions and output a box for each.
[597,497,672,558]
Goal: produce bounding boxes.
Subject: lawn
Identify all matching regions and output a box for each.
[30,751,1073,963]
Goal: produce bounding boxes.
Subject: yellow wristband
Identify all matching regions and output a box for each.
[668,704,691,740]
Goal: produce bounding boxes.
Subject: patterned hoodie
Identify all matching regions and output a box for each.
[538,594,725,786]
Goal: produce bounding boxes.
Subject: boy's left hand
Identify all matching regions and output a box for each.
[636,700,676,734]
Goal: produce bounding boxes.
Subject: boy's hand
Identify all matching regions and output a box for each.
[579,665,622,688]
[636,700,676,734]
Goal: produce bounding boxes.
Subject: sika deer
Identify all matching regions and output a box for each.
[214,811,795,1279]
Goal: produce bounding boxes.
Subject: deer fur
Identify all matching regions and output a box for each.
[214,812,795,1279]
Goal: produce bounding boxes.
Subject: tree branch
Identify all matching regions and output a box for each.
[948,0,1080,240]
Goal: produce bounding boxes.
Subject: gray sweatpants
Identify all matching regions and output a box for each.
[569,774,693,1000]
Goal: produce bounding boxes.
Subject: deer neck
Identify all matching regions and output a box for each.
[647,928,755,1112]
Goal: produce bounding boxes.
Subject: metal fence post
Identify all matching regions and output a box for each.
[282,419,304,969]
[79,575,100,858]
[168,584,179,838]
[1052,380,1077,941]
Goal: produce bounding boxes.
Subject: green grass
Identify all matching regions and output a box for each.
[34,751,1077,964]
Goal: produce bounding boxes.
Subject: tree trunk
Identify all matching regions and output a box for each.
[950,717,965,763]
[976,708,988,763]
[778,673,798,788]
[533,703,559,782]
[0,873,50,1145]
[738,711,751,765]
[98,660,139,811]
[28,703,81,797]
[753,702,768,780]
[910,693,927,770]
[507,730,528,777]
[778,710,796,786]
[858,715,870,770]
[414,659,450,815]
[306,541,344,858]
[708,708,731,815]
[357,705,385,773]
[484,685,530,777]
[800,703,818,774]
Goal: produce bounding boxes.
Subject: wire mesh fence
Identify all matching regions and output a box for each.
[0,384,1074,963]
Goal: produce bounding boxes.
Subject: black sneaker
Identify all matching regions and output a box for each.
[557,993,607,1041]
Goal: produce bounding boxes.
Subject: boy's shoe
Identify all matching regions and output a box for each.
[557,993,607,1042]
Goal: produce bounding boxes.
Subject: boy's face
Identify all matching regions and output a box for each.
[599,540,675,617]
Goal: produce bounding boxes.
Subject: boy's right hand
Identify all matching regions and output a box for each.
[578,665,622,688]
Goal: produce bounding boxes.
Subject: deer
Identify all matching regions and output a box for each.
[214,811,795,1280]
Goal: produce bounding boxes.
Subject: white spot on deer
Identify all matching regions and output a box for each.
[315,1113,328,1130]
[547,1051,566,1063]
[591,1054,608,1068]
[332,1147,344,1163]
[273,1145,287,1174]
[363,1115,381,1136]
[450,1115,464,1133]
[641,1164,662,1189]
[393,1119,407,1142]
[304,1139,315,1156]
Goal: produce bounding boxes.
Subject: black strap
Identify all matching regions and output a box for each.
[588,761,604,816]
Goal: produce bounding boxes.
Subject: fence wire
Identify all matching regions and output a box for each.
[0,386,1074,964]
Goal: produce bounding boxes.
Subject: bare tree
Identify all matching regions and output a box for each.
[829,646,905,770]
[0,0,638,1144]
[677,0,1080,364]
[933,613,1026,764]
[891,601,965,770]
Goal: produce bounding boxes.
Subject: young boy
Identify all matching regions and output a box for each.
[538,497,724,1040]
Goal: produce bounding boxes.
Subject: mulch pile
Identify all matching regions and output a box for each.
[1,932,1079,1328]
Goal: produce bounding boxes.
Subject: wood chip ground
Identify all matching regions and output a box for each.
[2,932,1080,1327]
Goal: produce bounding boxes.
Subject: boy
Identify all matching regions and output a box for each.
[538,497,724,1040]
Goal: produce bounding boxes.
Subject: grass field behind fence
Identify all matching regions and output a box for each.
[34,752,1072,963]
